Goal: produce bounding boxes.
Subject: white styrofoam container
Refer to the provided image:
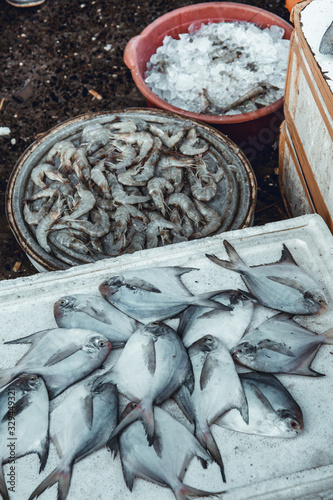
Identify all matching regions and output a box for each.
[280,0,333,232]
[279,120,315,217]
[1,213,333,500]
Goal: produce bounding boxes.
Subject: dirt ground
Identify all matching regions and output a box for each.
[0,0,291,281]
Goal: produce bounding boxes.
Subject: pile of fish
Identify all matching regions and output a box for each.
[22,116,231,266]
[0,239,330,499]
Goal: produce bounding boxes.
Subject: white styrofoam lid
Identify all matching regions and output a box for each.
[301,0,333,93]
[1,214,333,499]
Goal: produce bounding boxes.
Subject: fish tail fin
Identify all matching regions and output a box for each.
[28,463,73,500]
[175,481,226,500]
[206,240,246,273]
[109,401,156,445]
[195,426,226,483]
[0,462,9,500]
[193,291,232,311]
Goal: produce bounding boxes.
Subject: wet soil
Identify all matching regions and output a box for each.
[0,0,291,281]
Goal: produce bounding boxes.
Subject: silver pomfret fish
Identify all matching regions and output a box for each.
[206,240,327,315]
[231,313,333,376]
[99,266,230,323]
[216,372,304,437]
[54,293,138,347]
[100,321,191,445]
[28,377,118,500]
[0,374,49,500]
[178,289,255,349]
[176,335,248,482]
[119,403,222,500]
[0,328,112,398]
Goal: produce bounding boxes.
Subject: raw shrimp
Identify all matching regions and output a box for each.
[167,193,202,227]
[110,131,154,163]
[72,147,91,184]
[107,173,150,205]
[91,160,112,198]
[113,204,148,242]
[107,119,137,133]
[148,123,186,148]
[46,140,77,167]
[80,122,112,154]
[192,199,222,238]
[195,158,224,183]
[35,196,65,253]
[117,164,147,187]
[131,137,162,182]
[147,177,174,216]
[105,140,137,170]
[30,163,66,189]
[65,207,111,238]
[61,184,96,221]
[52,229,91,254]
[146,212,179,248]
[125,229,146,253]
[187,169,217,201]
[179,127,209,156]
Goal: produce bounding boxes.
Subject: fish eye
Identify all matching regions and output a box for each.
[59,299,68,306]
[151,321,159,326]
[290,420,299,429]
[28,375,38,383]
[97,340,107,348]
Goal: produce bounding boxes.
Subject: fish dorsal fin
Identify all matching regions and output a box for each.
[126,278,161,294]
[142,338,156,376]
[1,394,32,422]
[81,394,94,430]
[266,276,305,292]
[200,356,219,391]
[44,343,82,367]
[257,339,296,357]
[278,244,298,265]
[5,329,51,346]
[250,383,277,416]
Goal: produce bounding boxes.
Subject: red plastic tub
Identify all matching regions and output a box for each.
[124,2,294,147]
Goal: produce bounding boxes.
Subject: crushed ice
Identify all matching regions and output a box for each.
[145,21,290,115]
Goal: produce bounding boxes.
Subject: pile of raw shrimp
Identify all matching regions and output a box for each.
[23,116,228,267]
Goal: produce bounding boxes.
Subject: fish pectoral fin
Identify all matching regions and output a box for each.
[200,357,219,391]
[81,394,94,430]
[195,291,232,310]
[83,305,113,325]
[1,394,32,423]
[266,275,305,291]
[142,338,156,375]
[250,383,277,417]
[257,339,296,357]
[43,343,82,367]
[126,278,161,294]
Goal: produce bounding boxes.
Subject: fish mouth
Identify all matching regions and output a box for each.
[99,281,112,296]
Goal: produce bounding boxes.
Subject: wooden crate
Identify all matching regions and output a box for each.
[279,0,333,231]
